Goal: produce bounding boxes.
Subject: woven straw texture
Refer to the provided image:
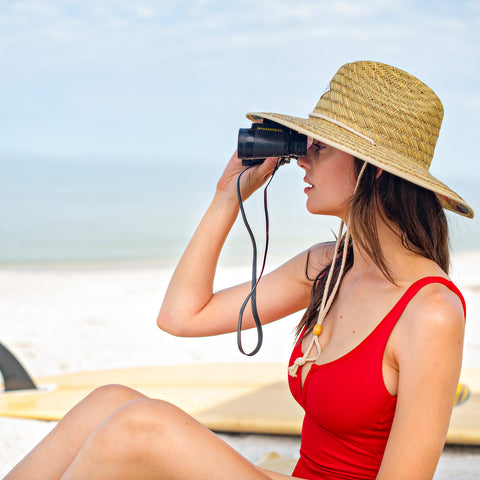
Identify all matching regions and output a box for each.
[247,61,473,218]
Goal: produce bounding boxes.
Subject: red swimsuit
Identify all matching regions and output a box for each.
[288,277,466,480]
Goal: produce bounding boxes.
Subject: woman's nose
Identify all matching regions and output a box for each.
[296,154,310,169]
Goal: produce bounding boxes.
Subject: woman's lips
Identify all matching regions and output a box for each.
[304,177,314,193]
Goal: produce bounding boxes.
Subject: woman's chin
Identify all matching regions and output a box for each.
[305,198,324,215]
[305,201,344,219]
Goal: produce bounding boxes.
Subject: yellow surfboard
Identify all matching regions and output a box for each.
[0,363,302,434]
[1,361,479,445]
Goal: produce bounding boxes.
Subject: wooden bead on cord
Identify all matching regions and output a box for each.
[313,324,322,336]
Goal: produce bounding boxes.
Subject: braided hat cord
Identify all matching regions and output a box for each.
[288,162,368,378]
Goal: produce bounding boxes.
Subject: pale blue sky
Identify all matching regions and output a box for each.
[1,0,479,185]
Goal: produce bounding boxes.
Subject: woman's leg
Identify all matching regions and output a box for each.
[5,384,146,480]
[59,397,277,480]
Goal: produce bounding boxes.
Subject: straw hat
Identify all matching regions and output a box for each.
[247,60,473,218]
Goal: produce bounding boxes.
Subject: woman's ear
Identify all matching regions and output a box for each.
[376,168,384,179]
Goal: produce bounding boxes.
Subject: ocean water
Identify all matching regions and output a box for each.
[1,157,479,266]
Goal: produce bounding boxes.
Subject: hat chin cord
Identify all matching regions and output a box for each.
[288,161,368,378]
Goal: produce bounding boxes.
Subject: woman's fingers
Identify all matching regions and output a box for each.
[217,152,279,201]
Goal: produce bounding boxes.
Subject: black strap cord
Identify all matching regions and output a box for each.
[236,159,281,356]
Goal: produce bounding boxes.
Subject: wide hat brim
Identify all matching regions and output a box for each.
[246,111,473,219]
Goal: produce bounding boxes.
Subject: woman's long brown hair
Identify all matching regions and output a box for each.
[295,159,450,339]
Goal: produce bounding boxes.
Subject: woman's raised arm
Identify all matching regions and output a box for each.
[157,151,313,338]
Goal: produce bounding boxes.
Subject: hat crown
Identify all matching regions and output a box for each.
[312,61,444,170]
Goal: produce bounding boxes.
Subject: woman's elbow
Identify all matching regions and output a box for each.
[156,310,184,336]
[157,307,200,337]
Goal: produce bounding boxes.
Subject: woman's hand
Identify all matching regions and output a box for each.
[216,151,280,202]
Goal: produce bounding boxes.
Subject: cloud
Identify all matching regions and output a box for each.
[0,0,478,175]
[0,0,476,70]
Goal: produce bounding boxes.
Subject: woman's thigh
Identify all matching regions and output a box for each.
[61,397,294,480]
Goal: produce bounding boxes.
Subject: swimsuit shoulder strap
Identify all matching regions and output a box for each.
[392,276,466,320]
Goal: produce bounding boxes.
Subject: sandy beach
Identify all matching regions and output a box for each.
[1,251,479,478]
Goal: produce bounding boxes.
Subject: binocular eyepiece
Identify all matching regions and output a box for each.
[237,120,308,166]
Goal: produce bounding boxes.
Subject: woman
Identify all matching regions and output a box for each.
[6,61,473,480]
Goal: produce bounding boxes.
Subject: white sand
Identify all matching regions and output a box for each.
[1,252,479,478]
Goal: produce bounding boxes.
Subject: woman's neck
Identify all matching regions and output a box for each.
[347,215,438,286]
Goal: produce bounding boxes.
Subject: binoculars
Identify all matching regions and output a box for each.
[237,120,308,166]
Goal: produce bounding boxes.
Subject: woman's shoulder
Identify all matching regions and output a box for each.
[407,277,465,322]
[304,241,339,280]
[396,275,465,352]
[393,254,465,321]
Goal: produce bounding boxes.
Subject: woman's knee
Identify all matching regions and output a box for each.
[83,383,146,407]
[61,384,146,429]
[110,398,184,434]
[86,398,187,460]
